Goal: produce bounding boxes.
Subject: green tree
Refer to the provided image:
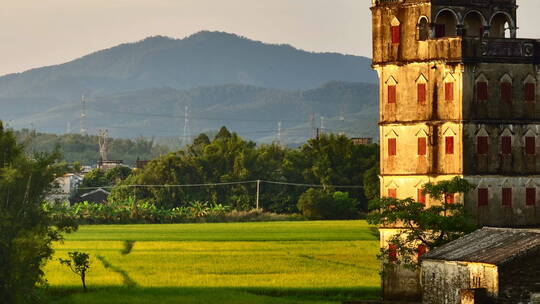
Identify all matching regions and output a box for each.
[297,188,358,220]
[59,251,91,292]
[367,177,476,271]
[0,122,76,304]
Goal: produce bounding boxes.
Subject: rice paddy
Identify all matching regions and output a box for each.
[45,221,381,303]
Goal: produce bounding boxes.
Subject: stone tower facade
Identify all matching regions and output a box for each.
[371,0,540,300]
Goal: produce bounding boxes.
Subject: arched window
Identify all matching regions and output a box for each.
[418,17,429,41]
[491,13,513,38]
[463,11,485,37]
[434,9,458,37]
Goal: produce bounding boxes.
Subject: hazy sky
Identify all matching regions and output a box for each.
[1,0,539,76]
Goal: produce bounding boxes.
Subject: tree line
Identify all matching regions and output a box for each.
[95,127,380,217]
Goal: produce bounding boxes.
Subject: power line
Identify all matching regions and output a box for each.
[77,180,363,190]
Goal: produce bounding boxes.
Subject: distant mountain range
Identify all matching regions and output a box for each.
[0,31,379,143]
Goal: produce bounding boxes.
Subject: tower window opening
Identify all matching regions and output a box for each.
[477,136,488,155]
[525,83,536,102]
[445,136,454,155]
[388,85,397,104]
[388,188,397,199]
[388,138,397,156]
[417,189,426,205]
[526,188,536,206]
[478,188,489,206]
[418,137,427,156]
[391,25,401,44]
[418,17,429,41]
[417,83,426,104]
[445,82,454,102]
[477,82,488,102]
[526,136,536,155]
[501,136,512,155]
[501,82,512,104]
[502,188,512,206]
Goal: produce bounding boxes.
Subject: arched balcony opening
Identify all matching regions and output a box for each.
[434,10,458,38]
[463,11,485,38]
[491,13,514,38]
[418,17,429,41]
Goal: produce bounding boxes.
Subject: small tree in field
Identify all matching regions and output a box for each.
[367,177,476,272]
[59,251,91,292]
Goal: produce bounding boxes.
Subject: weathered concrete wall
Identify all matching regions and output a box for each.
[379,228,423,301]
[377,63,463,123]
[462,63,539,122]
[421,260,498,304]
[463,124,540,175]
[464,176,540,227]
[498,249,540,304]
[381,123,463,176]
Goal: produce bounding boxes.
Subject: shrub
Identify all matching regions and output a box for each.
[297,188,358,220]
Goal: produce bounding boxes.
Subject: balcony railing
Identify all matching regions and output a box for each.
[462,37,538,63]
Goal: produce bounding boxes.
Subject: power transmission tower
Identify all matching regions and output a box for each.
[80,95,87,135]
[309,114,316,139]
[277,121,283,147]
[182,106,191,146]
[98,129,109,162]
[320,116,325,135]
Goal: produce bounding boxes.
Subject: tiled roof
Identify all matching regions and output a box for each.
[422,227,540,265]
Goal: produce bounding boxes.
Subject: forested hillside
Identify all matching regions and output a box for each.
[0,31,376,128]
[12,81,379,141]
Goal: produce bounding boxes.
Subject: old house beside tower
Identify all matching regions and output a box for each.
[371,0,540,300]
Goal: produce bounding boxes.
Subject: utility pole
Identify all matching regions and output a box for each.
[182,106,191,146]
[80,95,87,135]
[256,180,260,210]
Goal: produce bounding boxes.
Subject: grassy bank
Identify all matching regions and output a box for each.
[45,221,380,303]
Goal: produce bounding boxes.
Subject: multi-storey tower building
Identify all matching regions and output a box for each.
[371,0,540,300]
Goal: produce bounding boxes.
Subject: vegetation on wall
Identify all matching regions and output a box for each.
[367,177,476,271]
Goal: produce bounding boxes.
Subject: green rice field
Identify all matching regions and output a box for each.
[45,221,380,303]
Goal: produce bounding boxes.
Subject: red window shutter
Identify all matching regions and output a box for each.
[388,188,397,199]
[477,82,488,101]
[526,137,536,155]
[525,83,536,102]
[435,24,445,37]
[501,82,512,103]
[445,82,454,102]
[502,188,512,206]
[417,189,426,205]
[526,188,536,206]
[502,136,512,155]
[388,85,396,104]
[417,83,426,104]
[417,244,427,259]
[478,188,488,206]
[418,137,427,156]
[477,136,488,155]
[445,194,455,204]
[389,244,398,262]
[445,136,454,155]
[388,138,397,156]
[391,26,401,44]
